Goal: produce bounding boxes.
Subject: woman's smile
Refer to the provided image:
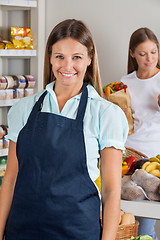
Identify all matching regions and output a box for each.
[60,72,77,78]
[50,37,91,89]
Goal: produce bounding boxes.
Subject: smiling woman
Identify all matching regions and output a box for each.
[0,19,129,240]
[50,37,91,105]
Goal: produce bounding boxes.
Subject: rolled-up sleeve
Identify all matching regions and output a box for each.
[99,103,129,152]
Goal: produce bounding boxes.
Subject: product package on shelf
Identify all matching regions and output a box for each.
[0,125,9,150]
[11,27,33,49]
[0,75,36,100]
[0,34,14,49]
[0,27,33,50]
[0,156,7,186]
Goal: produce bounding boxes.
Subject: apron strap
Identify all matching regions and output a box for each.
[28,90,47,121]
[76,84,88,122]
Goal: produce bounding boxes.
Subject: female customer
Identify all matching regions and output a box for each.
[121,27,160,239]
[0,19,128,240]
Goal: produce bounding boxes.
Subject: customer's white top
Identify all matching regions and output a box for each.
[121,70,160,157]
[6,82,129,182]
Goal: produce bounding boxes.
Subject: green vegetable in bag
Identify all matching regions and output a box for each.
[126,235,153,240]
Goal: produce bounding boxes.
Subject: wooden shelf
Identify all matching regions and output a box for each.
[0,49,36,57]
[0,148,8,157]
[0,0,37,7]
[121,199,160,220]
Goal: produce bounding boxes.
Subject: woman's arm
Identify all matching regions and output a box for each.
[0,140,18,240]
[100,147,122,240]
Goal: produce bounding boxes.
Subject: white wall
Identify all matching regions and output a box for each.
[45,0,160,87]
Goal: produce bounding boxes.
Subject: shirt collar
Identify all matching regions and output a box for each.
[45,81,102,101]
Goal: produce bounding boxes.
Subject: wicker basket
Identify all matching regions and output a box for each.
[115,220,139,240]
[124,146,148,160]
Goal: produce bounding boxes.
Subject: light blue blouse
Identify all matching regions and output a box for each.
[6,82,129,182]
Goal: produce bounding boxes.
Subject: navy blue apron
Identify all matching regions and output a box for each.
[5,84,101,240]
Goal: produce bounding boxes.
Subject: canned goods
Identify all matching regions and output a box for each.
[0,76,7,90]
[12,75,20,89]
[3,75,14,89]
[23,75,36,88]
[12,75,27,89]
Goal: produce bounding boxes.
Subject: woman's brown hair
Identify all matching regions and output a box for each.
[128,27,160,74]
[44,19,103,96]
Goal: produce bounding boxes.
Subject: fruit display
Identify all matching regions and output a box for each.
[122,160,129,176]
[96,152,160,201]
[124,156,138,174]
[134,158,149,170]
[141,155,160,177]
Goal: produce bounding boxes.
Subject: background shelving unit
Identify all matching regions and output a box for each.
[0,0,37,7]
[0,99,19,107]
[0,49,36,56]
[0,0,45,157]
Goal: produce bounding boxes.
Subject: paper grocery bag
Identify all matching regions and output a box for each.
[104,88,134,135]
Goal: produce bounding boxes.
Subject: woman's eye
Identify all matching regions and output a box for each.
[56,55,64,59]
[73,56,81,60]
[151,51,157,54]
[139,53,145,56]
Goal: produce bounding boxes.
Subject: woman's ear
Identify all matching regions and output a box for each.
[87,57,92,66]
[129,49,135,58]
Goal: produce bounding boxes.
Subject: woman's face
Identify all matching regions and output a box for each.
[50,37,91,89]
[130,39,159,73]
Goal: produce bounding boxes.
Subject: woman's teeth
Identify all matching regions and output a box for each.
[61,73,75,77]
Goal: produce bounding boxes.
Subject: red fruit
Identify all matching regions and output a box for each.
[124,156,138,173]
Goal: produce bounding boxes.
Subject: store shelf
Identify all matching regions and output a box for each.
[0,148,8,157]
[0,0,37,7]
[0,49,36,57]
[121,199,160,220]
[0,99,20,107]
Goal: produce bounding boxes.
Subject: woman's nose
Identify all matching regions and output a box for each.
[63,58,73,71]
[146,53,152,61]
